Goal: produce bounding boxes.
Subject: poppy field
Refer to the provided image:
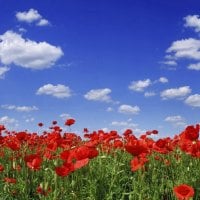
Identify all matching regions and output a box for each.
[0,119,200,200]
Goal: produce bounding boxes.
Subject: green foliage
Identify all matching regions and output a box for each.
[0,147,199,199]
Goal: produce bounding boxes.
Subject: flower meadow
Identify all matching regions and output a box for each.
[0,119,200,200]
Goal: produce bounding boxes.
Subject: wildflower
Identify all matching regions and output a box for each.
[4,177,17,184]
[130,156,148,172]
[125,140,148,156]
[0,164,4,172]
[73,158,89,170]
[25,154,42,170]
[173,184,194,200]
[52,120,57,125]
[65,118,75,126]
[0,125,5,132]
[38,123,43,127]
[37,185,51,196]
[55,164,74,177]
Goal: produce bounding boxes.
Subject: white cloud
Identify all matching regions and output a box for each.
[0,31,63,70]
[101,127,110,132]
[188,62,200,70]
[111,119,145,134]
[129,79,151,92]
[161,60,177,66]
[0,66,10,79]
[184,15,200,32]
[111,121,138,128]
[185,94,200,107]
[165,115,184,122]
[166,38,200,60]
[36,84,72,98]
[144,91,156,97]
[16,8,41,23]
[118,104,140,115]
[37,19,50,26]
[1,105,38,112]
[0,116,18,125]
[84,88,112,102]
[60,113,72,120]
[162,15,200,70]
[18,28,27,33]
[160,86,191,100]
[106,107,113,112]
[165,115,186,127]
[16,8,50,26]
[133,128,146,134]
[159,77,168,83]
[25,117,35,123]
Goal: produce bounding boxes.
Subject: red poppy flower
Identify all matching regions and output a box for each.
[6,141,20,151]
[65,119,75,126]
[0,164,4,172]
[52,120,57,125]
[37,186,51,196]
[130,156,148,172]
[55,164,74,177]
[153,138,173,154]
[182,125,199,141]
[16,131,28,141]
[38,123,43,127]
[83,128,89,133]
[123,129,133,136]
[74,145,98,160]
[60,150,70,160]
[0,125,5,132]
[173,184,194,200]
[73,158,89,170]
[164,159,170,166]
[25,154,42,170]
[152,130,158,134]
[13,164,21,172]
[4,177,17,184]
[125,140,148,157]
[113,140,123,148]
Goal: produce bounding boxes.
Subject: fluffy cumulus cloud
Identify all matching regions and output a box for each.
[161,60,177,66]
[0,116,18,126]
[1,105,38,112]
[16,8,50,26]
[60,113,72,120]
[37,19,49,26]
[0,66,10,79]
[162,15,200,70]
[118,104,140,115]
[36,84,72,98]
[184,15,200,32]
[185,94,200,107]
[187,62,200,71]
[165,115,184,122]
[165,115,186,127]
[111,121,138,128]
[84,88,112,102]
[129,79,151,92]
[144,91,156,97]
[160,86,191,100]
[159,77,168,83]
[110,119,145,134]
[0,31,63,70]
[166,38,200,60]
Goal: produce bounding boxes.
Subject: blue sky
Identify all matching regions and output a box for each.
[0,0,200,137]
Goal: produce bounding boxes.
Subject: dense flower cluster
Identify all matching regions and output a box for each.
[0,118,198,199]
